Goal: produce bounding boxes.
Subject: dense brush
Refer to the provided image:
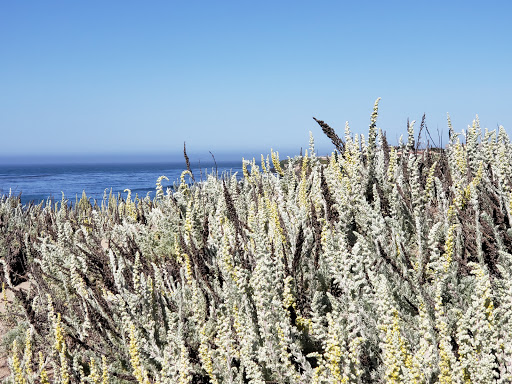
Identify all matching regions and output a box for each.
[2,101,512,383]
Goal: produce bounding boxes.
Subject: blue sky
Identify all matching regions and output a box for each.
[1,1,511,162]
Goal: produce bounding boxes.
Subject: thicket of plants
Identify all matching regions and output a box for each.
[2,99,512,383]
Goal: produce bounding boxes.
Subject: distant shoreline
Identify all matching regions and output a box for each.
[0,161,245,205]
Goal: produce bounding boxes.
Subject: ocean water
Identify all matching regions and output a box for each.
[0,161,243,205]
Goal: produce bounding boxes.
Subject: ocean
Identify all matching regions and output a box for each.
[0,161,244,205]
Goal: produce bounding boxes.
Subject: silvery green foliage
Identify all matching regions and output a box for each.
[3,108,512,383]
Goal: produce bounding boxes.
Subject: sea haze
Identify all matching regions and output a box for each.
[0,161,243,205]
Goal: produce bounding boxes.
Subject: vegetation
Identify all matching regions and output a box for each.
[2,99,512,383]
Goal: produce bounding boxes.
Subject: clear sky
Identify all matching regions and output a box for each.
[1,1,511,162]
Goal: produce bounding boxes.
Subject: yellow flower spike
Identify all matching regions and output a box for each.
[277,327,289,361]
[101,356,109,384]
[329,152,343,184]
[312,364,325,384]
[147,276,154,296]
[463,185,471,204]
[156,175,169,199]
[301,149,309,176]
[282,276,296,311]
[470,263,496,328]
[486,299,495,328]
[250,157,260,177]
[39,352,50,384]
[271,149,285,176]
[123,189,137,220]
[71,263,88,298]
[242,158,250,179]
[198,324,219,384]
[447,203,457,222]
[124,188,131,202]
[89,358,100,384]
[180,170,192,186]
[232,304,241,335]
[24,328,32,378]
[443,224,458,272]
[12,340,25,384]
[54,313,65,354]
[296,316,313,333]
[438,340,454,384]
[324,314,343,383]
[182,253,194,284]
[129,323,145,384]
[394,313,414,374]
[320,220,331,253]
[508,192,512,218]
[453,140,466,175]
[473,161,484,186]
[269,200,286,247]
[260,154,267,173]
[184,199,194,239]
[60,342,70,384]
[381,310,402,384]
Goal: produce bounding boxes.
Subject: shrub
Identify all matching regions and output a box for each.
[2,101,512,383]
